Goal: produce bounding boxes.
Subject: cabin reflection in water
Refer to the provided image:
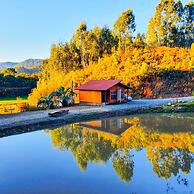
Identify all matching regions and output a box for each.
[78,118,132,135]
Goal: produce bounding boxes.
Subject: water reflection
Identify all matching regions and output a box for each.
[47,113,194,184]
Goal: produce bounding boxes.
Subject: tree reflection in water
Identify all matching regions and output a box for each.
[147,147,194,179]
[112,149,134,183]
[47,114,194,183]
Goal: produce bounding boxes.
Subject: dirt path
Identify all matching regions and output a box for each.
[0,96,193,131]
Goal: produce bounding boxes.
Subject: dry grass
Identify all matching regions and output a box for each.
[0,98,29,114]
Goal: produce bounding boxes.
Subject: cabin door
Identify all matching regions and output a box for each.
[117,89,121,102]
[102,91,106,103]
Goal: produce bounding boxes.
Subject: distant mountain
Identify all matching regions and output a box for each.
[16,66,41,74]
[0,62,17,70]
[0,59,42,74]
[15,59,42,68]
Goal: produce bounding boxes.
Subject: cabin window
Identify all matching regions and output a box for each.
[111,91,117,100]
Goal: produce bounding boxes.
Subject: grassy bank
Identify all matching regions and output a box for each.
[142,101,194,113]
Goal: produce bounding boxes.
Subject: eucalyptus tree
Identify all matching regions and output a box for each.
[113,9,136,49]
[147,0,183,47]
[147,0,194,47]
[182,2,194,47]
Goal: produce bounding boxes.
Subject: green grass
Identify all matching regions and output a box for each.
[151,101,193,113]
[0,96,28,102]
[179,101,194,106]
[176,101,194,111]
[139,100,194,114]
[0,97,28,105]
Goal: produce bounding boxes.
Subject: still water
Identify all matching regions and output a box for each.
[0,113,194,194]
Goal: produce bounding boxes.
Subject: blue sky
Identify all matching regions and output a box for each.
[0,0,189,62]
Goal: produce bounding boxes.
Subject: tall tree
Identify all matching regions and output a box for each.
[93,26,118,56]
[113,9,136,49]
[182,2,194,47]
[71,22,89,66]
[147,0,183,47]
[72,22,101,66]
[147,17,159,46]
[73,22,88,50]
[100,26,118,54]
[191,43,194,68]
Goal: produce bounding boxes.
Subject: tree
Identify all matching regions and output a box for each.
[133,33,147,48]
[93,26,118,56]
[113,9,136,49]
[112,150,134,183]
[45,42,81,74]
[99,26,118,54]
[2,68,17,76]
[147,0,183,47]
[191,43,194,68]
[182,2,194,47]
[147,147,194,179]
[72,22,89,66]
[72,23,117,66]
[147,17,159,46]
[73,22,88,50]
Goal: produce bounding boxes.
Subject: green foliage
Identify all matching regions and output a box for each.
[2,68,17,76]
[113,9,136,49]
[182,2,194,47]
[147,0,194,47]
[37,95,54,109]
[0,73,37,98]
[112,150,134,182]
[0,96,27,101]
[148,148,194,179]
[166,101,194,112]
[37,87,74,109]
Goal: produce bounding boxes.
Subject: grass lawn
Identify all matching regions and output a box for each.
[0,96,28,104]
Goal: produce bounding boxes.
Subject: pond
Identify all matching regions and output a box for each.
[0,113,194,194]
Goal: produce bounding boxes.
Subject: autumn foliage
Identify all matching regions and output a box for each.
[28,0,194,106]
[29,46,193,106]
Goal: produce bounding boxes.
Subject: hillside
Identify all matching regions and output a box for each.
[28,46,194,106]
[0,59,42,74]
[15,59,42,68]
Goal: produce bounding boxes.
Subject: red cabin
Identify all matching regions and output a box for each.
[76,80,130,105]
